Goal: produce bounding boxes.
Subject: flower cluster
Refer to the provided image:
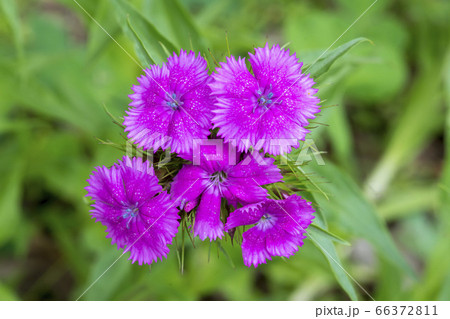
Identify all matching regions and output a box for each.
[86,45,320,267]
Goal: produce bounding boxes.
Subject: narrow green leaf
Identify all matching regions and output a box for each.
[310,161,416,278]
[441,48,450,207]
[377,185,438,221]
[308,207,358,301]
[374,260,404,300]
[0,283,17,301]
[0,160,24,246]
[85,0,121,63]
[285,158,329,200]
[415,48,450,300]
[217,242,235,269]
[309,224,350,246]
[181,217,185,274]
[103,103,125,129]
[159,0,206,51]
[112,0,178,66]
[0,0,24,61]
[173,234,181,272]
[438,274,450,301]
[364,27,445,198]
[364,71,443,198]
[225,31,231,57]
[296,164,329,201]
[326,91,358,176]
[158,41,172,58]
[127,17,155,66]
[306,37,369,79]
[81,250,131,300]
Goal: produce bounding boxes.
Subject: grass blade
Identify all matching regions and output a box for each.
[306,37,369,80]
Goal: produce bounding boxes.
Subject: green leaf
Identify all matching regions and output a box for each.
[85,0,121,63]
[112,0,178,66]
[0,159,24,246]
[345,43,407,103]
[309,223,350,246]
[438,274,450,301]
[377,185,438,221]
[0,283,17,301]
[0,0,24,61]
[374,260,404,300]
[364,24,446,198]
[310,161,416,278]
[158,0,206,51]
[437,48,450,214]
[126,17,155,66]
[103,103,125,129]
[308,206,358,300]
[325,91,358,176]
[80,250,132,300]
[284,157,329,200]
[217,241,235,269]
[364,69,443,198]
[306,37,369,79]
[416,48,450,300]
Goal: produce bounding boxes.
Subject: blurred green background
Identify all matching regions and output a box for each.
[0,0,449,301]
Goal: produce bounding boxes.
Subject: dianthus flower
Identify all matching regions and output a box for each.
[210,43,320,155]
[225,194,314,267]
[124,50,214,154]
[85,156,179,265]
[170,141,283,241]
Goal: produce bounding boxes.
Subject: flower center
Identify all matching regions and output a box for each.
[253,86,274,113]
[257,213,277,231]
[209,170,228,186]
[122,203,139,229]
[165,92,183,110]
[257,91,273,106]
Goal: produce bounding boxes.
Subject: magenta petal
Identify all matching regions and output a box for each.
[85,165,126,207]
[124,50,214,154]
[182,83,215,128]
[194,187,224,241]
[125,192,180,265]
[225,155,282,204]
[119,157,162,204]
[166,50,209,93]
[170,165,209,203]
[124,106,172,151]
[227,194,315,267]
[210,44,321,155]
[183,198,199,212]
[192,140,239,173]
[209,56,258,98]
[229,155,282,185]
[225,202,264,230]
[265,225,303,258]
[269,194,315,235]
[85,156,179,265]
[249,43,303,93]
[167,109,211,154]
[225,180,268,206]
[242,227,271,267]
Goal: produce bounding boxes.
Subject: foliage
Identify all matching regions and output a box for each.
[0,0,448,301]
